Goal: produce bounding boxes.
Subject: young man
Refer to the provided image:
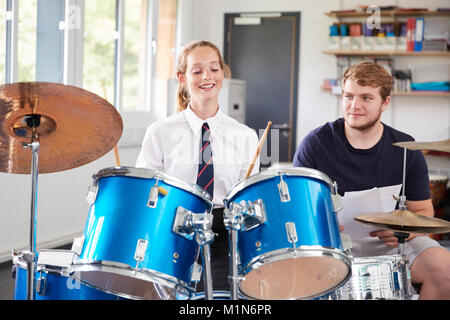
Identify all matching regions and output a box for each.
[293,62,450,299]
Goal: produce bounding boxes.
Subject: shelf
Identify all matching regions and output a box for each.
[323,50,450,57]
[321,86,450,97]
[325,10,450,18]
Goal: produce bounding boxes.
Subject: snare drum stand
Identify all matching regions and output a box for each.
[195,219,215,300]
[224,203,246,300]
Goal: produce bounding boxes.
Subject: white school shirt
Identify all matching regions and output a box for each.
[135,106,260,207]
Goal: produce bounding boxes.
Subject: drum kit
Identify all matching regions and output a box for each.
[1,82,450,301]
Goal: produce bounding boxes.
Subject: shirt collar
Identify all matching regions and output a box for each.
[184,104,224,134]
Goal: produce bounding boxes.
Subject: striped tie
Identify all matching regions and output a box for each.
[196,122,214,197]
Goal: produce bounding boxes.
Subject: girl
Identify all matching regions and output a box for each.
[136,40,260,293]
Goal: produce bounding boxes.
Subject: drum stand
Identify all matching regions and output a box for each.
[224,201,266,300]
[195,223,215,300]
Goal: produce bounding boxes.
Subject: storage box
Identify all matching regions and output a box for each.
[361,37,375,51]
[396,37,407,51]
[328,36,340,50]
[340,36,352,51]
[350,36,363,51]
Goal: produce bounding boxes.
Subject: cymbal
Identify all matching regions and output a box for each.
[354,209,450,234]
[393,139,450,153]
[0,82,123,174]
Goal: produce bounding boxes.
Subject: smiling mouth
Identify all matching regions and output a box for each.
[199,84,215,89]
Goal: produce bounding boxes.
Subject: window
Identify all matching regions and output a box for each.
[0,0,6,84]
[82,1,116,103]
[17,0,37,82]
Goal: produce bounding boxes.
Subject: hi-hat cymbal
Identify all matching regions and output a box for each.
[0,82,123,174]
[354,209,450,234]
[393,139,450,153]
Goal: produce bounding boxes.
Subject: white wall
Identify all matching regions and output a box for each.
[177,0,450,144]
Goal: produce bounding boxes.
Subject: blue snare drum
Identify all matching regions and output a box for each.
[224,167,351,300]
[70,167,213,300]
[13,250,122,300]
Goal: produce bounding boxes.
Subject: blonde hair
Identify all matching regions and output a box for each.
[342,62,392,101]
[175,40,231,112]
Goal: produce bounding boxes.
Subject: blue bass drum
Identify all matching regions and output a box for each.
[224,167,351,300]
[13,250,123,300]
[70,167,213,300]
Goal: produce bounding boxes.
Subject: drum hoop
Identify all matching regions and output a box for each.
[224,167,335,206]
[70,260,193,299]
[93,166,212,204]
[238,245,352,300]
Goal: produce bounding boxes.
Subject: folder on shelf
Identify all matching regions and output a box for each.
[414,17,425,51]
[406,18,416,52]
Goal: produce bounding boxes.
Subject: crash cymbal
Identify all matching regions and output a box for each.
[0,82,123,174]
[354,209,450,234]
[393,139,450,153]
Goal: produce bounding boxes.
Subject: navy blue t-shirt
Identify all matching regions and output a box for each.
[293,118,430,201]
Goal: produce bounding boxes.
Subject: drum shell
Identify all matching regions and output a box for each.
[229,174,343,271]
[78,172,211,288]
[13,251,122,300]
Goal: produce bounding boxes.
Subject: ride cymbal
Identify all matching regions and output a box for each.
[393,139,450,153]
[354,209,450,234]
[0,82,123,174]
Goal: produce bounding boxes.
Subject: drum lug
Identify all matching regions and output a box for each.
[147,185,159,208]
[134,239,148,268]
[278,175,290,202]
[86,184,99,205]
[71,235,85,256]
[189,261,203,283]
[36,273,47,296]
[331,182,343,212]
[285,222,298,251]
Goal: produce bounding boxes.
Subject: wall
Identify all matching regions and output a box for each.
[177,0,450,144]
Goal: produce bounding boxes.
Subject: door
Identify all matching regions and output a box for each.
[224,12,300,167]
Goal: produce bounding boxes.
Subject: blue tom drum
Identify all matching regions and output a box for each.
[13,250,123,300]
[70,167,213,300]
[224,167,351,300]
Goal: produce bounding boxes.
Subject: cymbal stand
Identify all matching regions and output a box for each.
[22,115,41,300]
[395,147,409,256]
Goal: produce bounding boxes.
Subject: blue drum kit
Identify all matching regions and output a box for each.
[2,82,450,300]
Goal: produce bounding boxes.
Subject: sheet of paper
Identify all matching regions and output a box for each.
[338,184,402,241]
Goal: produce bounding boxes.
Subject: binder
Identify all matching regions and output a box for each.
[414,17,425,51]
[406,18,416,52]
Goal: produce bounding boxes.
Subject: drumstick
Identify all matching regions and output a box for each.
[245,121,272,178]
[102,83,121,167]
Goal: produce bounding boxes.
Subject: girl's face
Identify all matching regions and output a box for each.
[179,46,225,107]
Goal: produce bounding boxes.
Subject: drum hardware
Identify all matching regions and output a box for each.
[285,222,298,252]
[134,239,149,269]
[172,208,215,300]
[71,235,85,256]
[393,138,450,154]
[331,182,343,212]
[147,176,162,208]
[278,174,291,202]
[224,167,351,300]
[0,82,123,300]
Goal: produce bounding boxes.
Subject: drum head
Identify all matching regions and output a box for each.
[239,251,350,300]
